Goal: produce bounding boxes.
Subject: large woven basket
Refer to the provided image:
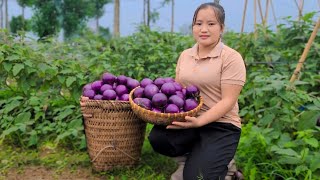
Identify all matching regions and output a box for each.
[128,87,203,125]
[80,97,146,171]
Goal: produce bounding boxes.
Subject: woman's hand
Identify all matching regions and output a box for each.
[166,116,204,129]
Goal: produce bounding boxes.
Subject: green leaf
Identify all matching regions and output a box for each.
[27,130,38,147]
[37,63,49,73]
[7,55,20,61]
[304,138,319,148]
[57,75,66,84]
[68,119,83,130]
[3,62,12,72]
[270,145,299,156]
[295,165,308,175]
[56,108,73,120]
[297,110,320,130]
[24,60,33,67]
[0,126,19,138]
[66,77,76,87]
[310,155,320,171]
[15,112,32,124]
[258,113,275,126]
[55,131,72,142]
[4,100,21,114]
[12,63,24,76]
[278,156,302,165]
[29,96,40,106]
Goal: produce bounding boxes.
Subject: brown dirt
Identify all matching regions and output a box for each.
[1,166,106,180]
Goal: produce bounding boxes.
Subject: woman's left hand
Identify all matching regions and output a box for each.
[166,116,203,129]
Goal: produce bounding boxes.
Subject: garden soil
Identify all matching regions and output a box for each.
[1,166,106,180]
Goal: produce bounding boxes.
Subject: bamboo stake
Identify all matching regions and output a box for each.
[298,0,304,21]
[263,0,270,27]
[270,0,278,29]
[241,0,248,34]
[289,17,320,84]
[294,0,299,19]
[257,0,264,23]
[294,0,304,21]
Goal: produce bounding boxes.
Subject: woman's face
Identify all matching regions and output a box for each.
[192,7,223,48]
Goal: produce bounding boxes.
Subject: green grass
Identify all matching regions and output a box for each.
[0,124,176,179]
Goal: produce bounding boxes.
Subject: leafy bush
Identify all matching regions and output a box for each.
[0,14,319,179]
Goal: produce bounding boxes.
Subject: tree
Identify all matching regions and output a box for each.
[14,0,33,32]
[147,0,150,27]
[113,0,120,37]
[10,15,30,33]
[162,0,175,32]
[142,0,160,28]
[143,0,146,25]
[17,0,33,22]
[5,0,8,29]
[31,0,60,39]
[0,0,3,28]
[91,0,112,33]
[60,0,96,38]
[171,0,174,32]
[25,0,110,39]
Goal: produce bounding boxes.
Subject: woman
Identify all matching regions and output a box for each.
[148,2,246,180]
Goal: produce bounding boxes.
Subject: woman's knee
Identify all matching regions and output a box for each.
[148,125,196,157]
[148,125,176,156]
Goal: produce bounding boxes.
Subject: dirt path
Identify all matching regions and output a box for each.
[1,166,105,180]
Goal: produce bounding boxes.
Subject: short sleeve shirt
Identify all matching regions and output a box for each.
[175,41,246,128]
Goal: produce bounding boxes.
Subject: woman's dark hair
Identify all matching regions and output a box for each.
[192,2,225,28]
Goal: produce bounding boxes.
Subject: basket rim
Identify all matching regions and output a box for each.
[80,95,129,103]
[128,86,203,118]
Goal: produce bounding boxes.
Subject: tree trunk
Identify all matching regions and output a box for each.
[171,0,174,32]
[0,0,3,28]
[22,7,25,30]
[147,0,150,27]
[113,0,120,37]
[96,16,99,33]
[5,0,8,30]
[22,7,25,20]
[143,0,146,25]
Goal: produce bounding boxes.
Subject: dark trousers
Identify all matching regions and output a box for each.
[148,122,241,180]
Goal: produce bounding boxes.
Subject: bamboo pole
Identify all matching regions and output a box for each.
[241,0,248,34]
[289,17,320,84]
[294,0,304,21]
[263,0,270,27]
[257,0,264,23]
[270,0,278,29]
[298,0,304,21]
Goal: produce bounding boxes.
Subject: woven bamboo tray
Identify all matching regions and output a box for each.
[80,97,146,171]
[128,87,203,125]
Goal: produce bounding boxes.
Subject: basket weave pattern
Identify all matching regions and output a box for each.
[81,98,146,171]
[129,87,203,125]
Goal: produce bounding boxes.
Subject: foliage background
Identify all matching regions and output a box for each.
[1,14,320,179]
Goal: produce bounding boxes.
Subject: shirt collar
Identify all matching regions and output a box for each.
[189,40,224,59]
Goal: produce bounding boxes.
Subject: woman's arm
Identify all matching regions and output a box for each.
[166,83,243,129]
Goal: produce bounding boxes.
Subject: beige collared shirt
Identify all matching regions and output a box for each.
[176,42,246,128]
